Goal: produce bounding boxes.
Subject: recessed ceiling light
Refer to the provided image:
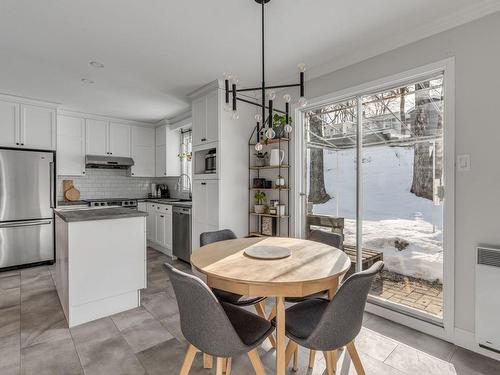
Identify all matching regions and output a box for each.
[89,61,104,68]
[81,78,95,84]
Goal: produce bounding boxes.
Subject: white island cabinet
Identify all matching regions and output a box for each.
[54,208,147,328]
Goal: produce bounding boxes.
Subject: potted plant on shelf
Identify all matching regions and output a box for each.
[254,191,267,214]
[254,151,268,167]
[177,151,192,161]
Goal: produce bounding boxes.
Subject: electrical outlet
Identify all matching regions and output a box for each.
[457,154,471,171]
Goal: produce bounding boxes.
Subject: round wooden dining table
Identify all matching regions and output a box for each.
[191,236,351,375]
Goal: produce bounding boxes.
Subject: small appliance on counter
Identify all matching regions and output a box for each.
[158,184,170,198]
[204,149,216,174]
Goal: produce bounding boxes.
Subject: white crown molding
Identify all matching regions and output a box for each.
[0,92,60,108]
[306,0,500,82]
[57,109,155,128]
[187,79,221,100]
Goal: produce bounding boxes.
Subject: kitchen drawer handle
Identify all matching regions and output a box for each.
[201,138,206,142]
[201,182,207,185]
[160,215,164,218]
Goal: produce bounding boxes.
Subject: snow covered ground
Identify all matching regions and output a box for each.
[312,145,443,282]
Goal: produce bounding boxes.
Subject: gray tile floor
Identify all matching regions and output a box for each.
[1,247,499,375]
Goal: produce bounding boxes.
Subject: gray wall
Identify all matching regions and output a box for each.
[280,11,500,334]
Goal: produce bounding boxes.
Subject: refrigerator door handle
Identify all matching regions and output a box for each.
[49,161,55,208]
[0,219,52,229]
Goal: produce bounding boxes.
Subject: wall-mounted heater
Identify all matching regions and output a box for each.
[476,246,500,353]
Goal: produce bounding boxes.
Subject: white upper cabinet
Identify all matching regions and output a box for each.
[109,123,131,157]
[85,119,108,155]
[191,90,219,148]
[131,126,155,177]
[85,120,131,157]
[21,104,56,150]
[0,99,56,150]
[205,90,219,144]
[155,125,180,177]
[57,115,85,176]
[0,100,19,147]
[192,97,206,148]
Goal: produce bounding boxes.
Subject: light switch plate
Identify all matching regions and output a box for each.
[457,154,471,171]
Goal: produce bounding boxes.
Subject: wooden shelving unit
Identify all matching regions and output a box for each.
[248,126,290,238]
[250,212,290,218]
[249,165,290,170]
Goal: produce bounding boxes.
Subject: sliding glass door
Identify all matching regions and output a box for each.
[303,74,445,322]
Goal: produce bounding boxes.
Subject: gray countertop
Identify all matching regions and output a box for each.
[140,199,192,208]
[55,207,148,223]
[57,200,88,206]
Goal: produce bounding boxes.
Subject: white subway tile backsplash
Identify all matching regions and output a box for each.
[57,169,187,201]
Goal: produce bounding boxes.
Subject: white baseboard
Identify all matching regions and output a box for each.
[454,328,500,361]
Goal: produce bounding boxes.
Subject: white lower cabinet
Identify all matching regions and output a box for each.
[146,203,157,241]
[192,180,219,250]
[146,203,172,256]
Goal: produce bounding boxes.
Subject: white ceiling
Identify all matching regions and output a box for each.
[0,0,498,123]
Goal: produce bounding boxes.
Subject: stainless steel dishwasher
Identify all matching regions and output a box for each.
[172,206,192,263]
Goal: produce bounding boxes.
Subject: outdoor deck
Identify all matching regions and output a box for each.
[370,270,443,317]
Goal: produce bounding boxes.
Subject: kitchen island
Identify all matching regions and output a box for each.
[54,207,147,327]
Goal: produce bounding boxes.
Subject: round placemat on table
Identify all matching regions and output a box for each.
[244,245,291,260]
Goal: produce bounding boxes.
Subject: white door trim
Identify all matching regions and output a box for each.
[294,57,455,341]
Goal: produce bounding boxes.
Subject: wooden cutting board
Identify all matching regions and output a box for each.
[65,187,81,201]
[63,180,81,201]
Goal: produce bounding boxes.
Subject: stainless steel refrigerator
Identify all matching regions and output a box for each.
[0,148,55,269]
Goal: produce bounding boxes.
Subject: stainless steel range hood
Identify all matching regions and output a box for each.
[85,155,135,169]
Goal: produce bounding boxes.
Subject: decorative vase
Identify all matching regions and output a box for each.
[254,204,266,214]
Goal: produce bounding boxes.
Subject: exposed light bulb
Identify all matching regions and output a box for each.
[283,94,292,103]
[255,142,263,151]
[223,72,232,80]
[265,127,276,139]
[255,113,262,122]
[297,63,306,72]
[231,111,240,120]
[232,75,239,84]
[224,103,232,112]
[285,124,293,133]
[267,91,276,100]
[298,96,308,107]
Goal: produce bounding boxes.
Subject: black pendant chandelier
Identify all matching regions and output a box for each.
[224,0,307,151]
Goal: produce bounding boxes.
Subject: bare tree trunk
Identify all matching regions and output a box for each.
[399,88,406,135]
[410,82,433,200]
[308,115,331,204]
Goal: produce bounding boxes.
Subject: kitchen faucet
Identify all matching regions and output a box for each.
[176,173,192,199]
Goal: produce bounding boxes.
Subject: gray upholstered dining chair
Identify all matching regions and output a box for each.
[164,264,274,375]
[200,230,267,308]
[285,229,344,303]
[280,261,384,375]
[309,229,343,250]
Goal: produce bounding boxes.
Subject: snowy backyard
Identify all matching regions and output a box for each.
[312,145,444,283]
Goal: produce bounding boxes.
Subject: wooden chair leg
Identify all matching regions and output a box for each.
[347,342,366,375]
[308,350,316,369]
[248,349,266,375]
[323,351,334,375]
[254,301,275,348]
[203,353,213,369]
[284,340,298,369]
[216,357,225,375]
[331,350,337,373]
[264,302,277,348]
[293,346,298,372]
[179,344,198,375]
[225,358,232,375]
